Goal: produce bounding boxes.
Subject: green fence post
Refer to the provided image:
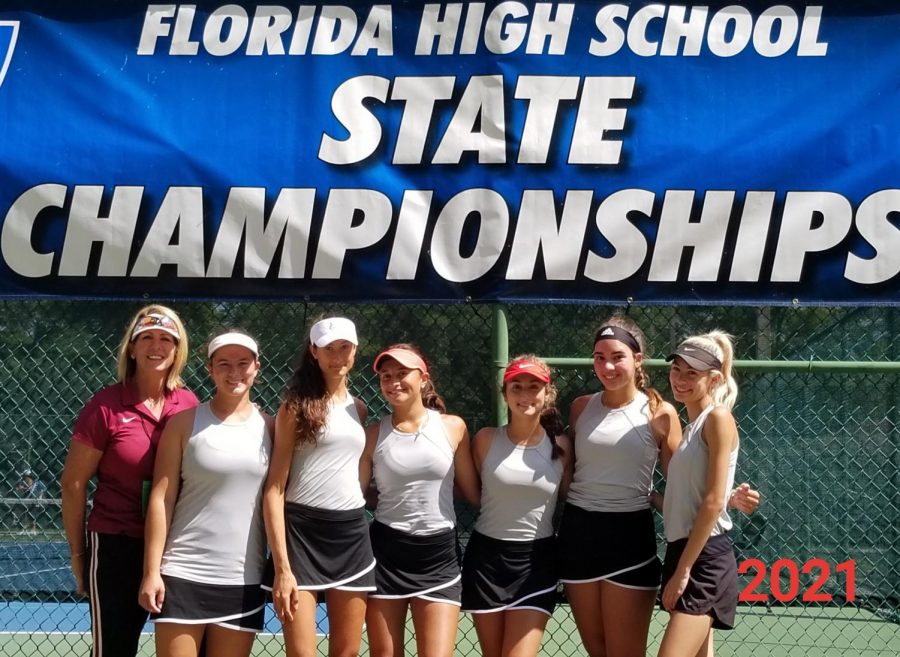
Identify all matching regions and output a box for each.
[492,304,509,426]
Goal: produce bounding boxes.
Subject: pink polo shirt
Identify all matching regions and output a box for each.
[71,381,199,538]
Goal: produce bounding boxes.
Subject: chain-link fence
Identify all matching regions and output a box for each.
[0,300,897,656]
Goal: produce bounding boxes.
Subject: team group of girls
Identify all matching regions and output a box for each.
[61,304,757,657]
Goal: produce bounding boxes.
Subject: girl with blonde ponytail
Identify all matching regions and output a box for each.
[659,331,741,656]
[696,330,739,409]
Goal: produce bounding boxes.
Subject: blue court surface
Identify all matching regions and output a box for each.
[0,541,71,595]
[0,601,327,634]
[0,541,328,635]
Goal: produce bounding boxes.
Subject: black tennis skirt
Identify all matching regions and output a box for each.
[151,575,265,632]
[263,502,376,592]
[461,531,558,615]
[557,504,662,589]
[660,533,738,630]
[369,521,461,604]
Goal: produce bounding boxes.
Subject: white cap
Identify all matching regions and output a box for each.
[310,317,358,347]
[208,332,259,359]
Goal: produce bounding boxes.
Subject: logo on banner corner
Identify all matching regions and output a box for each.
[0,21,20,89]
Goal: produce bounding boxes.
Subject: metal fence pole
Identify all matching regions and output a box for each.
[542,358,900,373]
[491,304,509,426]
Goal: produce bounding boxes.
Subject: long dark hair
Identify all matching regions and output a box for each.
[282,339,330,445]
[378,343,447,413]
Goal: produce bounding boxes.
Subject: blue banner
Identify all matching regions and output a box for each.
[0,1,898,303]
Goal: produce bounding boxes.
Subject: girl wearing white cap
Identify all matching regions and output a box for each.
[262,317,374,657]
[61,304,198,657]
[139,329,271,657]
[558,317,757,657]
[658,331,740,656]
[360,343,480,657]
[461,355,573,657]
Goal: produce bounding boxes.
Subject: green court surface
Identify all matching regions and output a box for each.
[1,606,896,657]
[539,607,900,657]
[708,607,900,657]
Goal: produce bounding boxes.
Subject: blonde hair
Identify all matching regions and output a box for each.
[678,330,738,409]
[115,304,189,391]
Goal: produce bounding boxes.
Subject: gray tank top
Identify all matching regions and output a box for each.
[474,427,562,541]
[567,391,657,512]
[373,409,456,535]
[161,403,271,585]
[286,394,365,510]
[663,404,738,542]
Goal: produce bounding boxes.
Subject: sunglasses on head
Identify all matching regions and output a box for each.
[131,313,180,341]
[135,314,177,330]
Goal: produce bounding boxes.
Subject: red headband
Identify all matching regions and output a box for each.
[503,358,551,384]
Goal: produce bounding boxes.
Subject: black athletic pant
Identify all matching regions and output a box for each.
[86,532,147,657]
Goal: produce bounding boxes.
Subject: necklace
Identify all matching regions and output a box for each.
[141,401,164,425]
[392,412,428,437]
[601,390,636,410]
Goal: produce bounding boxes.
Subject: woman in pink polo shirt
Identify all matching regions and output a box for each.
[61,304,198,657]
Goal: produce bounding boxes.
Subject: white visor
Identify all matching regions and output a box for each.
[208,332,259,359]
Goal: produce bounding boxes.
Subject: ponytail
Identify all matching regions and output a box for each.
[540,406,565,459]
[635,362,664,416]
[707,330,738,409]
[421,378,448,413]
[678,331,739,409]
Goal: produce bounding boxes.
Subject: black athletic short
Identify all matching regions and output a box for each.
[263,502,375,592]
[369,521,461,604]
[557,504,662,589]
[461,531,557,615]
[152,575,265,632]
[660,533,738,630]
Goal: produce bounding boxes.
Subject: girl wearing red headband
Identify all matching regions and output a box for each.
[360,344,480,657]
[461,355,573,657]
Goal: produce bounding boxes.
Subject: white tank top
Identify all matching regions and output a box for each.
[373,409,456,535]
[286,394,366,510]
[567,391,658,512]
[161,403,271,585]
[664,404,738,542]
[474,427,562,541]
